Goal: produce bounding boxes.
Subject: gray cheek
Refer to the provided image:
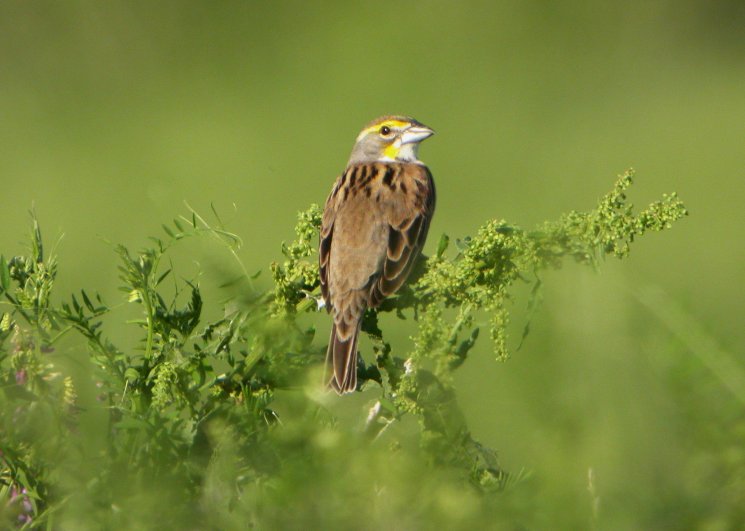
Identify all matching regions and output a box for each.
[366,143,380,158]
[348,137,386,164]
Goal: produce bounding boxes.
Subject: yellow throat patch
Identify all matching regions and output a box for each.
[383,143,400,159]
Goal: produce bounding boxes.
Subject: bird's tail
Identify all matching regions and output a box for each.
[326,321,361,394]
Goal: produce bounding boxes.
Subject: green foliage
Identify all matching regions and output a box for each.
[0,172,688,529]
[271,203,323,315]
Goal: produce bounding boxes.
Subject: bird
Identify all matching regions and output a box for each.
[319,116,436,394]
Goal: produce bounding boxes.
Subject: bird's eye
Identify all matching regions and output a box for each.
[379,125,391,136]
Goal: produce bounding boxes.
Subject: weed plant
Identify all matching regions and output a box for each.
[0,171,688,529]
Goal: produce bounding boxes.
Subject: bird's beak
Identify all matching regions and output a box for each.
[400,124,435,145]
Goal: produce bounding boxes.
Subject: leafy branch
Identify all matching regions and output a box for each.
[270,169,687,488]
[0,169,686,527]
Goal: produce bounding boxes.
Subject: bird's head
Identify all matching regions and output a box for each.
[348,115,434,165]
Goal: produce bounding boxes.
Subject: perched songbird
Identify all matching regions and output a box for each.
[319,116,436,394]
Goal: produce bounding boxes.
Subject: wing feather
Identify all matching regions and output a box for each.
[319,177,340,311]
[369,166,435,307]
[319,227,332,308]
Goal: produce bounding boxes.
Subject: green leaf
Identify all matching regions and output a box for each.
[436,234,449,258]
[155,269,172,286]
[0,255,9,291]
[455,236,471,251]
[210,202,223,225]
[81,290,95,312]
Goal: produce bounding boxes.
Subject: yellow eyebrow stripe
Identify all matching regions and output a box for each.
[362,119,410,135]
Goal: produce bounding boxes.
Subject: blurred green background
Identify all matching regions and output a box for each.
[2,1,744,527]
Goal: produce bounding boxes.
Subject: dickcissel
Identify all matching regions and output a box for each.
[320,116,436,394]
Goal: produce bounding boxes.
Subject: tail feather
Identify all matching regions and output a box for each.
[326,322,360,394]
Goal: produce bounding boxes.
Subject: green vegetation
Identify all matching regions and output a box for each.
[3,2,744,528]
[0,172,688,528]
